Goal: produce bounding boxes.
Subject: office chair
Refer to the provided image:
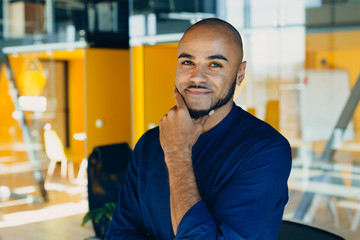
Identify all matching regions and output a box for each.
[43,124,82,181]
[44,127,70,179]
[278,220,345,240]
[87,142,131,238]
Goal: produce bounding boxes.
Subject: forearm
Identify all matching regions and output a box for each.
[166,152,202,235]
[159,89,213,235]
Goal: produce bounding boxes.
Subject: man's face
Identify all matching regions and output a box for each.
[175,25,246,119]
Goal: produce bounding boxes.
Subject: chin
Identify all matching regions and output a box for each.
[187,105,210,112]
[188,107,212,119]
[185,99,211,110]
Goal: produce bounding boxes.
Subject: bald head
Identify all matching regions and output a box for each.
[182,18,244,61]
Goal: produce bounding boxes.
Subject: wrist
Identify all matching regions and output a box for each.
[163,149,192,159]
[164,150,192,170]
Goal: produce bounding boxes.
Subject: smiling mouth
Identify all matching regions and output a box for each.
[186,87,212,95]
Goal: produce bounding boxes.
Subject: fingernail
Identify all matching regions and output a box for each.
[209,110,214,116]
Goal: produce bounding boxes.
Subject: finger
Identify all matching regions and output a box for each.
[194,110,214,127]
[173,89,186,108]
[193,116,209,134]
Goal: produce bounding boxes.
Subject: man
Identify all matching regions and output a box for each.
[106,18,292,239]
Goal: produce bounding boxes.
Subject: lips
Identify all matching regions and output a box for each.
[186,87,212,95]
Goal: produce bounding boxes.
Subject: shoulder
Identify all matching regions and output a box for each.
[133,127,162,158]
[229,106,291,167]
[235,105,289,146]
[136,127,159,145]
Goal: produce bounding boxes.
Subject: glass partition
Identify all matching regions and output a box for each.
[0,49,85,202]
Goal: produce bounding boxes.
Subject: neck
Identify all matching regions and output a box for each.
[202,101,233,133]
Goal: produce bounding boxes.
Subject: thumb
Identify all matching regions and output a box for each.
[194,110,214,129]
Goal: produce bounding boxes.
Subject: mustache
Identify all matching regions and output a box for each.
[186,84,210,89]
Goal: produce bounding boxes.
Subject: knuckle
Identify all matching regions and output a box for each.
[160,117,166,124]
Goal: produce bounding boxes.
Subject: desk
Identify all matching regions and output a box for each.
[289,180,360,199]
[0,142,42,151]
[338,142,360,153]
[289,167,360,230]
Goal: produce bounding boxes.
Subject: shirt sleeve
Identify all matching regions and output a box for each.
[105,146,150,240]
[175,138,292,240]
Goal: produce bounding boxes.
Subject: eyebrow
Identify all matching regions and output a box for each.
[178,53,194,59]
[178,53,229,62]
[207,54,228,62]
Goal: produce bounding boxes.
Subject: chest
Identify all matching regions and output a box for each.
[138,144,244,209]
[138,156,172,239]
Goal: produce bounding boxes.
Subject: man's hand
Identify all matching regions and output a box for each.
[159,89,212,160]
[159,89,213,235]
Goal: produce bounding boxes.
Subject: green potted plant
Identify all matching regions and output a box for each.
[82,202,116,240]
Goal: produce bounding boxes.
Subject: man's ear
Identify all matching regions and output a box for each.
[236,61,247,85]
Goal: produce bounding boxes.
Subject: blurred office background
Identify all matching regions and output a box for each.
[0,0,360,239]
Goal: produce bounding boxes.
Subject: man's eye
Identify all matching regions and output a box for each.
[210,62,222,68]
[181,60,193,65]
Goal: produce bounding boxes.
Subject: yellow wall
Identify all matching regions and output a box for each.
[132,46,145,147]
[1,49,131,161]
[85,48,131,154]
[305,30,360,134]
[132,43,178,146]
[0,65,23,150]
[68,58,85,160]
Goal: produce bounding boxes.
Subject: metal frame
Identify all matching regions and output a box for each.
[0,54,48,201]
[321,74,360,162]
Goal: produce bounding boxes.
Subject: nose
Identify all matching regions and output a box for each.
[190,65,208,84]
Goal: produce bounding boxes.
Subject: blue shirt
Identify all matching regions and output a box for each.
[106,104,292,240]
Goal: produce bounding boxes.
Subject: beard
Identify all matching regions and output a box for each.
[179,75,237,119]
